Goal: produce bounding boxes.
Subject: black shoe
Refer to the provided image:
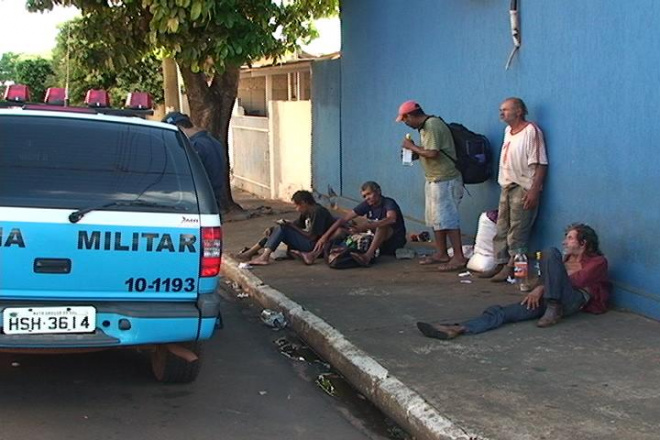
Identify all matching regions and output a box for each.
[416,322,463,340]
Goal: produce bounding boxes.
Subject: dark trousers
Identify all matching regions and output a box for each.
[264,224,315,252]
[463,248,586,334]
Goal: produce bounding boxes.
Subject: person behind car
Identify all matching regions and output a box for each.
[162,111,227,210]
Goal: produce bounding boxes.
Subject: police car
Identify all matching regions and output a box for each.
[0,85,223,383]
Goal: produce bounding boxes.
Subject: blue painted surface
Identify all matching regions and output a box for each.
[0,314,203,348]
[312,58,342,196]
[327,0,660,318]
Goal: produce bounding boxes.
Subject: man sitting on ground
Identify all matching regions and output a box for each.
[417,223,609,339]
[308,181,407,267]
[248,190,335,266]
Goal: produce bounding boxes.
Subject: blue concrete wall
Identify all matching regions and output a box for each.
[337,0,660,318]
[311,59,342,197]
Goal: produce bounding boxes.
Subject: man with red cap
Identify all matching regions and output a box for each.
[397,100,468,271]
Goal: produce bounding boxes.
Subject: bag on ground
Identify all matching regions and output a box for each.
[324,233,376,269]
[467,211,498,273]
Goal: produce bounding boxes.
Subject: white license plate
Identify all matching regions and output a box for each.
[2,306,96,335]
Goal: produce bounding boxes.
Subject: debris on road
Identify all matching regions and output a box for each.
[260,309,287,329]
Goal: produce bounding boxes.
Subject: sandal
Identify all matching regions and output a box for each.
[437,261,467,272]
[418,255,450,265]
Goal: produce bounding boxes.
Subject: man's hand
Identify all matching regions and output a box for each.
[312,237,327,255]
[263,226,274,236]
[523,188,541,210]
[521,286,544,310]
[402,138,415,151]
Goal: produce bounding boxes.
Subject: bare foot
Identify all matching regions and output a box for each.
[419,253,450,265]
[437,258,468,272]
[300,251,317,265]
[350,252,372,267]
[249,257,271,266]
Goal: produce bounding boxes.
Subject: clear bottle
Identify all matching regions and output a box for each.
[534,251,542,279]
[402,133,414,166]
[513,249,531,292]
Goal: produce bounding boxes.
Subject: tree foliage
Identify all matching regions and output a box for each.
[14,58,55,102]
[51,18,163,106]
[26,0,339,211]
[0,52,20,83]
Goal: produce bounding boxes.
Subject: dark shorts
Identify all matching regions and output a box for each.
[380,235,407,256]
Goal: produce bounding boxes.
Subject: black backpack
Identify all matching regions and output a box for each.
[437,117,492,185]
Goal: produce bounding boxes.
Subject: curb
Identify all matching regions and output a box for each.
[222,257,486,440]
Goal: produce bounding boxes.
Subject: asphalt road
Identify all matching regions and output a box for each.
[0,287,394,440]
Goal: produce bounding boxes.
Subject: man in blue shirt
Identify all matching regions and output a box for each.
[162,111,227,210]
[313,181,407,267]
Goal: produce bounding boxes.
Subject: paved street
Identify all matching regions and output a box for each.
[0,286,400,440]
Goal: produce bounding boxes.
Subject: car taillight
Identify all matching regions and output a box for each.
[200,226,222,277]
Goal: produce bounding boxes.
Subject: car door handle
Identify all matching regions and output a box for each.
[33,258,72,274]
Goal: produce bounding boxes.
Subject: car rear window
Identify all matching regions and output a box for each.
[0,115,198,213]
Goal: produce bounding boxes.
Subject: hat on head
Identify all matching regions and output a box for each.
[162,111,192,126]
[395,100,421,122]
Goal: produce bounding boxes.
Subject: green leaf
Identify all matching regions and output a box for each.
[167,17,179,32]
[190,1,202,20]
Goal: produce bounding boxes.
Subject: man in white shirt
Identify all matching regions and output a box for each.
[480,97,548,281]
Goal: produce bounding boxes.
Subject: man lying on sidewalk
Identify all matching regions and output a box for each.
[417,223,609,339]
[247,190,335,266]
[304,181,407,267]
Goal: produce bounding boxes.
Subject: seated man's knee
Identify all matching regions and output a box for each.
[484,305,505,316]
[542,247,562,261]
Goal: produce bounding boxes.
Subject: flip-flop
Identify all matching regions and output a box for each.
[418,255,450,265]
[437,261,467,272]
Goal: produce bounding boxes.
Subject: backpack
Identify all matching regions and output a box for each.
[324,233,376,269]
[437,117,492,185]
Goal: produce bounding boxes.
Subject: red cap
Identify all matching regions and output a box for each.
[395,100,420,122]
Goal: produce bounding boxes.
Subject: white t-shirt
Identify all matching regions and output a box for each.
[498,122,548,190]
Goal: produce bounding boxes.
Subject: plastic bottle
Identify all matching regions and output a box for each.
[513,249,531,292]
[534,251,542,279]
[402,133,413,166]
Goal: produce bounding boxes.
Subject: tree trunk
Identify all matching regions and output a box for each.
[162,58,180,112]
[178,64,242,213]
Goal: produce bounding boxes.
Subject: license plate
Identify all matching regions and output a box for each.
[2,306,96,335]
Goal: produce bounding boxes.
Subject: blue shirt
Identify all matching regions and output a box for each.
[189,131,227,196]
[353,196,406,244]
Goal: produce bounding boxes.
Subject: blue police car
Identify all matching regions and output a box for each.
[0,99,223,383]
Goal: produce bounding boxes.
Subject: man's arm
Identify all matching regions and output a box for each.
[523,164,547,210]
[402,138,439,158]
[312,211,358,253]
[569,256,608,289]
[351,209,397,233]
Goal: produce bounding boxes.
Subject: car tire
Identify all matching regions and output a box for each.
[151,342,202,384]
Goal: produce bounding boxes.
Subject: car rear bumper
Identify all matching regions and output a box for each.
[0,293,222,348]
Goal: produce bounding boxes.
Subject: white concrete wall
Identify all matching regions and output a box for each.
[268,100,312,200]
[230,114,271,198]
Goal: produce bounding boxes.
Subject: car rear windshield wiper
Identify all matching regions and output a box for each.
[69,200,188,223]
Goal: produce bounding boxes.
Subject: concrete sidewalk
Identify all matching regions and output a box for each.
[221,189,660,440]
